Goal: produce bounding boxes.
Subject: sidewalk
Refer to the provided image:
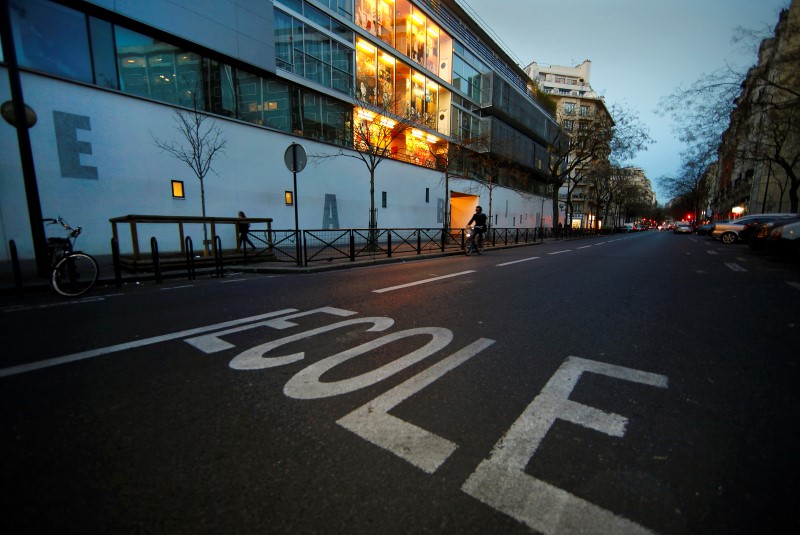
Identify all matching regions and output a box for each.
[1,238,562,296]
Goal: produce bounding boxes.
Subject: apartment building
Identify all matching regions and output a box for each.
[0,0,562,261]
[711,0,799,218]
[524,60,611,228]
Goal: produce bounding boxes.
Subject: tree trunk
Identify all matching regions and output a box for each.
[551,186,560,229]
[200,177,209,256]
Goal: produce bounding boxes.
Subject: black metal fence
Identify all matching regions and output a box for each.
[246,226,605,267]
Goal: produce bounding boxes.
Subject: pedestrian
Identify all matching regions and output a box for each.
[238,211,256,251]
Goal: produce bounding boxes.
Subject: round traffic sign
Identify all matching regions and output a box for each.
[284,143,307,173]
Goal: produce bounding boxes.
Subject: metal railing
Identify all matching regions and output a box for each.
[252,226,603,267]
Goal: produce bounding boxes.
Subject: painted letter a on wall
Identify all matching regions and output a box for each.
[323,194,340,229]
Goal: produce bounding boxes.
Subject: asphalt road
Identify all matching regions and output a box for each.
[2,231,799,534]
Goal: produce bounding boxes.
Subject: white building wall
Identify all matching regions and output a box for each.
[1,71,552,261]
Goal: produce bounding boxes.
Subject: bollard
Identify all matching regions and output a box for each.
[150,237,162,284]
[213,235,223,278]
[300,230,307,267]
[387,232,392,258]
[185,236,195,280]
[292,230,300,267]
[9,240,24,296]
[417,231,422,254]
[111,237,122,287]
[349,231,355,262]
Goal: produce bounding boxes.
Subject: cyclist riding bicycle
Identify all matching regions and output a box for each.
[467,205,487,238]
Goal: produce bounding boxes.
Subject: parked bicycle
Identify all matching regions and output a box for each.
[464,226,485,256]
[45,217,99,297]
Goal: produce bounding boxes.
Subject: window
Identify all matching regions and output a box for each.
[563,102,576,115]
[579,105,588,117]
[9,0,93,83]
[563,120,574,131]
[274,6,354,95]
[425,187,429,202]
[382,191,387,208]
[171,180,185,199]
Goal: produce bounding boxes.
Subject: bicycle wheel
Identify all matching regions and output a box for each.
[465,237,474,256]
[52,253,99,297]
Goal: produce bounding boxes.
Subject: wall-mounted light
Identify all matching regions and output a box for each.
[171,180,185,199]
[285,191,294,205]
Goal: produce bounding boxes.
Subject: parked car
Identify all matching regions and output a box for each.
[748,217,800,250]
[764,219,800,257]
[673,222,692,234]
[695,222,714,236]
[710,213,798,244]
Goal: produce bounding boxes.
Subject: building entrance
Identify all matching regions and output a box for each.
[449,192,480,229]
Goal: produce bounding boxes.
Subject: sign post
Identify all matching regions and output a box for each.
[284,143,307,266]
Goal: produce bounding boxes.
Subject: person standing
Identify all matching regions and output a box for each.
[238,211,256,251]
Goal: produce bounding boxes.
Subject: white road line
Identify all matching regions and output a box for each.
[548,250,571,255]
[2,296,106,313]
[707,250,718,255]
[372,271,475,293]
[786,281,800,291]
[497,257,540,267]
[161,285,195,290]
[0,308,298,378]
[725,263,747,272]
[577,245,592,250]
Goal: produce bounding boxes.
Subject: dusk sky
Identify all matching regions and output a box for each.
[454,0,790,202]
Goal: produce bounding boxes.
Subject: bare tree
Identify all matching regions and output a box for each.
[546,101,651,229]
[658,148,714,222]
[747,102,800,211]
[312,103,414,237]
[658,6,797,213]
[152,95,227,253]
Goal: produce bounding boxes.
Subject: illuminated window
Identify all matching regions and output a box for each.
[285,191,294,205]
[171,180,185,199]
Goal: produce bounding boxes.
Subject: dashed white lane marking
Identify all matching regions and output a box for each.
[577,245,592,250]
[372,271,476,293]
[1,296,106,313]
[707,250,718,255]
[497,257,541,267]
[161,285,195,290]
[787,281,800,291]
[725,263,747,272]
[548,250,571,255]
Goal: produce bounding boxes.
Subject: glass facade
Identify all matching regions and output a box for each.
[274,7,354,95]
[2,0,552,183]
[353,0,452,80]
[5,0,351,147]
